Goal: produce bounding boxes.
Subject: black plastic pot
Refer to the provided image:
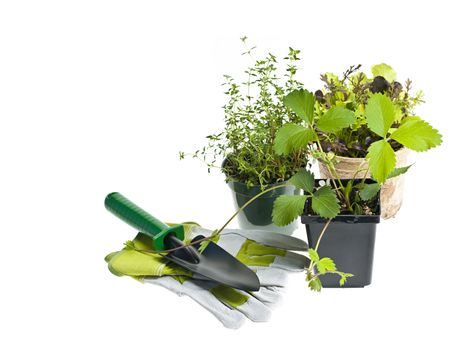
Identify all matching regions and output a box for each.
[301,179,381,288]
[228,181,299,235]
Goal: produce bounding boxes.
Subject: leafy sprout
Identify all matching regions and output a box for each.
[315,64,429,158]
[271,70,442,289]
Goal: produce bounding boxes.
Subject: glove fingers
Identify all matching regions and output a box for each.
[266,252,309,271]
[195,281,271,323]
[145,277,245,329]
[254,268,288,287]
[191,227,309,270]
[231,294,271,322]
[221,228,287,244]
[250,286,284,307]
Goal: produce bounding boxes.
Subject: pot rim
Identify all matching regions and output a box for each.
[301,213,381,224]
[301,178,381,224]
[323,147,409,163]
[226,179,288,189]
[227,180,297,198]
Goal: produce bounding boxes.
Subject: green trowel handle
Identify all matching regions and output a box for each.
[104,192,185,251]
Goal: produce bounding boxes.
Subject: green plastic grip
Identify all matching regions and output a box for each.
[104,192,185,250]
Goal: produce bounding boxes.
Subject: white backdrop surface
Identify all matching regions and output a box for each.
[1,1,460,349]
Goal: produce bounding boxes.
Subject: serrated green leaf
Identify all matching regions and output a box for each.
[316,106,356,133]
[371,63,396,82]
[359,183,380,201]
[339,272,354,286]
[311,185,340,219]
[365,94,396,137]
[274,123,315,155]
[289,127,316,150]
[308,248,319,263]
[400,115,421,125]
[366,140,396,184]
[307,275,322,292]
[272,195,308,226]
[289,168,315,193]
[317,257,337,274]
[283,89,315,124]
[387,164,413,179]
[390,119,442,152]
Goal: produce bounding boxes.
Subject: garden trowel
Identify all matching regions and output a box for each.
[105,192,261,291]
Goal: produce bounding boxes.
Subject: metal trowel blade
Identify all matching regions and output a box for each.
[165,235,260,291]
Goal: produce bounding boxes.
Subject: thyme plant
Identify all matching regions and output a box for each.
[180,38,308,189]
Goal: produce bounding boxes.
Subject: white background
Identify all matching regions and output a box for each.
[1,0,460,349]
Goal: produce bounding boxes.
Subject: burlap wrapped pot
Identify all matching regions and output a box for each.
[318,148,410,219]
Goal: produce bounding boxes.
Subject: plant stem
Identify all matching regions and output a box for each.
[311,270,349,280]
[312,130,346,194]
[351,165,369,182]
[308,219,332,270]
[215,183,289,235]
[133,183,291,256]
[360,164,371,185]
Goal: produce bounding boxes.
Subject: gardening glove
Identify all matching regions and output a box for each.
[190,226,309,272]
[105,234,279,328]
[105,223,308,328]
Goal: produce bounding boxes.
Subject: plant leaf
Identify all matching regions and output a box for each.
[344,180,354,200]
[317,257,337,274]
[283,89,315,124]
[307,274,322,292]
[272,195,308,226]
[339,273,354,287]
[289,168,315,193]
[316,106,356,133]
[308,248,319,263]
[390,118,442,152]
[289,127,316,150]
[387,164,413,179]
[371,63,397,82]
[365,94,396,137]
[311,185,340,219]
[359,183,380,201]
[274,123,315,155]
[366,140,396,184]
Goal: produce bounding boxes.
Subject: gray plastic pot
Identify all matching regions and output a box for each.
[227,181,299,235]
[302,179,381,288]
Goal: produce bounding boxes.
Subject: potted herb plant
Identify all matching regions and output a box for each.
[271,86,442,288]
[312,63,432,218]
[180,38,308,234]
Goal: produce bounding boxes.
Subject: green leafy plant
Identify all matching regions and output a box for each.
[270,75,442,290]
[275,79,442,188]
[314,63,434,160]
[180,38,308,189]
[307,248,353,291]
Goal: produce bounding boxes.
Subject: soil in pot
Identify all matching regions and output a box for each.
[318,147,409,219]
[228,181,300,235]
[302,179,381,287]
